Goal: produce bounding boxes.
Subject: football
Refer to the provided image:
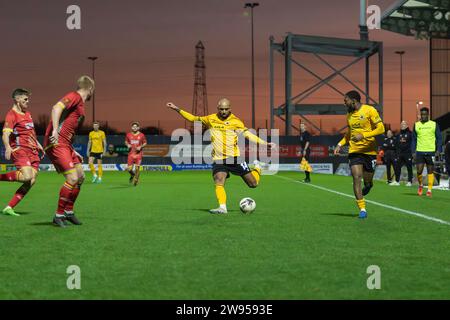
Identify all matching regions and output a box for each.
[239,197,256,214]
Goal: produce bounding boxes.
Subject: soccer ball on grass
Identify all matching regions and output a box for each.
[239,197,256,214]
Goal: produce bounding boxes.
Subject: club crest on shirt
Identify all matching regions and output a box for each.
[61,98,71,106]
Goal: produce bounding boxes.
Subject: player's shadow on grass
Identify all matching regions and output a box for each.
[196,209,240,214]
[322,213,359,218]
[14,211,32,215]
[30,222,55,226]
[108,185,134,189]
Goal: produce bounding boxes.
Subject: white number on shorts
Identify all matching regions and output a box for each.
[371,160,377,169]
[241,162,249,171]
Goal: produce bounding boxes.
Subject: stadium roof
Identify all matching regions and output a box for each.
[381,0,450,39]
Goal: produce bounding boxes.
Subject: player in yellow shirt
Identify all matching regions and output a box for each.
[167,98,276,214]
[87,121,107,183]
[334,91,385,219]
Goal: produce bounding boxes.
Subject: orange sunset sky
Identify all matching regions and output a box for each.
[0,0,431,134]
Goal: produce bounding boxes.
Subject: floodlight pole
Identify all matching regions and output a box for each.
[88,56,98,123]
[245,2,259,129]
[395,51,405,122]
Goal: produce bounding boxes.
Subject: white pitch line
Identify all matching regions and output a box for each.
[275,175,450,227]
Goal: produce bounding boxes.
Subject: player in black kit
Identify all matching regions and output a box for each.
[381,129,397,185]
[394,121,413,186]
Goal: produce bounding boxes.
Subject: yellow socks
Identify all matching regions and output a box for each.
[89,163,96,176]
[251,167,261,185]
[215,184,227,206]
[428,174,434,191]
[356,199,366,211]
[98,164,103,178]
[417,174,423,186]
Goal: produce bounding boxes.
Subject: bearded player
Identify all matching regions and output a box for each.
[334,91,385,219]
[125,122,147,186]
[167,98,276,214]
[1,88,44,216]
[44,76,95,228]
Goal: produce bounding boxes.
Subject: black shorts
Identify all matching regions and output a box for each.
[212,158,252,179]
[300,149,311,161]
[416,152,434,165]
[89,152,103,160]
[398,153,413,166]
[348,153,377,173]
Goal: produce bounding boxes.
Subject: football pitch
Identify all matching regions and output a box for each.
[0,171,449,300]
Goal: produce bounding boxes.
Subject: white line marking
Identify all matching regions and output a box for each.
[275,175,450,226]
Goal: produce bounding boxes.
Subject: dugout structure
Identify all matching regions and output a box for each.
[269,33,384,135]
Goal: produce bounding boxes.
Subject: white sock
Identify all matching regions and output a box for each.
[220,204,227,210]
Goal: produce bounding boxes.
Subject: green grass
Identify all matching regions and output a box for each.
[0,170,449,299]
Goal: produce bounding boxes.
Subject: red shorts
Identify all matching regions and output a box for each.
[11,148,40,171]
[46,144,82,174]
[127,153,142,166]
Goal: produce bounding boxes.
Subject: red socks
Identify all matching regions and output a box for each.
[0,171,18,182]
[65,184,81,212]
[8,184,31,208]
[56,182,76,215]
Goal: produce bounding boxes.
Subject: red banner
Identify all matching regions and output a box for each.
[241,144,329,158]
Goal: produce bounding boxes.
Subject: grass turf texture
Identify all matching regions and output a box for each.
[0,171,449,299]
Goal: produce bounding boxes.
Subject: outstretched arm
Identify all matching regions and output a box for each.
[167,102,201,122]
[236,124,276,149]
[243,130,267,145]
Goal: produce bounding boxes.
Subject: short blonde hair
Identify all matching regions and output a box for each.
[77,75,95,91]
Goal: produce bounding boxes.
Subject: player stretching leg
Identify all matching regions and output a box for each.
[334,91,385,219]
[44,76,95,228]
[167,99,276,214]
[1,89,44,216]
[412,107,442,197]
[125,122,147,186]
[87,121,107,183]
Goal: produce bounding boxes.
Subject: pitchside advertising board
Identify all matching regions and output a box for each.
[37,163,209,172]
[276,163,333,174]
[70,144,331,158]
[36,163,333,174]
